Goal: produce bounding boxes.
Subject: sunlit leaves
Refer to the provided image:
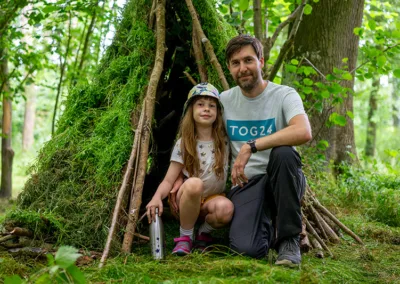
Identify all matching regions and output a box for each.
[303,4,313,15]
[393,69,400,78]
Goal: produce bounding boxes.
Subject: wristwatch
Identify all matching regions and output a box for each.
[246,139,258,153]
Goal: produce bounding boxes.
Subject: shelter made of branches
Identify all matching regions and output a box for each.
[5,0,235,250]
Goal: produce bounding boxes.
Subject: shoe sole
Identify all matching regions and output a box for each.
[172,250,190,256]
[275,259,300,268]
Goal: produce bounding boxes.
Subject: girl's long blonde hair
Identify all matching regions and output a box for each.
[178,97,227,179]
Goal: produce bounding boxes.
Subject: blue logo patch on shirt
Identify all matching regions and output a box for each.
[227,119,276,141]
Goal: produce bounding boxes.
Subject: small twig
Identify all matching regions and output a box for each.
[192,23,208,82]
[303,57,327,80]
[134,233,149,241]
[0,235,17,244]
[305,218,334,257]
[10,227,33,237]
[183,71,197,85]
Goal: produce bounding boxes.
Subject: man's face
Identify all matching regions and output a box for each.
[227,45,264,92]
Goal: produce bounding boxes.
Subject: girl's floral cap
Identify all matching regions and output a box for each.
[183,82,223,114]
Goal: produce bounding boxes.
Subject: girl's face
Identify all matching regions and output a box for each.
[192,97,218,127]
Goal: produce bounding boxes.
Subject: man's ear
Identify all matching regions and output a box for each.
[259,57,265,68]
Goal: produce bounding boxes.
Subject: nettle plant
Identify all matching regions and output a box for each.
[4,246,86,284]
[285,57,355,157]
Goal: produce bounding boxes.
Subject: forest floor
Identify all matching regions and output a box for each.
[1,197,400,283]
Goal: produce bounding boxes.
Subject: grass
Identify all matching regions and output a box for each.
[1,204,399,283]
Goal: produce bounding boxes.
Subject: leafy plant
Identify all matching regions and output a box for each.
[4,246,86,284]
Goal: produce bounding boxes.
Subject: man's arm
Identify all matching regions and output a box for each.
[231,114,312,186]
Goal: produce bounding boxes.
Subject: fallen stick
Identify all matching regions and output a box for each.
[10,227,33,237]
[305,218,333,257]
[134,233,150,241]
[310,195,364,245]
[309,235,324,258]
[0,235,16,244]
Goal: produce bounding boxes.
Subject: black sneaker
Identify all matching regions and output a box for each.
[275,237,301,268]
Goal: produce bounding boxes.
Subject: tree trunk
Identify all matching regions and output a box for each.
[287,0,364,168]
[0,47,14,198]
[392,77,400,128]
[22,82,36,151]
[365,77,379,157]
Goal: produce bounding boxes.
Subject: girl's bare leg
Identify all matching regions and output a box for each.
[200,196,234,228]
[177,177,203,230]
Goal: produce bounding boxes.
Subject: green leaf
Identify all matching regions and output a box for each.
[35,273,51,284]
[321,90,330,98]
[346,111,354,119]
[376,55,386,67]
[342,57,348,63]
[243,10,253,20]
[285,64,297,73]
[291,59,299,65]
[342,72,353,81]
[393,69,400,78]
[368,19,377,30]
[317,140,329,150]
[239,0,249,11]
[353,27,364,37]
[55,246,82,269]
[313,0,319,2]
[330,113,347,126]
[304,4,313,15]
[47,253,55,266]
[4,275,23,284]
[222,0,232,4]
[66,265,87,284]
[303,78,314,86]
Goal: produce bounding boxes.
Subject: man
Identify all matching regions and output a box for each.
[221,34,312,267]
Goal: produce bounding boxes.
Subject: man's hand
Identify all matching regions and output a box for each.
[146,197,163,223]
[231,144,252,187]
[169,173,183,213]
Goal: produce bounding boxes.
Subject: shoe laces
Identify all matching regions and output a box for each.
[279,238,299,254]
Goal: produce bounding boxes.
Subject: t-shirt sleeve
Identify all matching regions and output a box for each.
[170,139,184,165]
[282,90,306,124]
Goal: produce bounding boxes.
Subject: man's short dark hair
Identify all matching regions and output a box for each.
[225,35,263,64]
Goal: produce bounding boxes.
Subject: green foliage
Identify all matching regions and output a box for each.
[4,246,86,284]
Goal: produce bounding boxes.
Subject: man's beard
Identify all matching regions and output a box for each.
[235,71,261,92]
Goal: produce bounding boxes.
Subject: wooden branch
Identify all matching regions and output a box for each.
[0,235,16,244]
[267,37,294,81]
[121,0,167,253]
[99,104,146,268]
[10,227,33,237]
[149,0,157,29]
[192,23,207,82]
[309,235,324,258]
[264,0,306,63]
[314,209,341,243]
[305,218,333,257]
[134,233,149,241]
[311,195,364,245]
[185,0,229,90]
[183,71,197,86]
[300,221,311,252]
[308,204,329,241]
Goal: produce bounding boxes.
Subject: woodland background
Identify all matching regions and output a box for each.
[0,0,399,283]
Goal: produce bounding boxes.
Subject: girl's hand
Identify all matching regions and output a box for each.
[146,198,163,223]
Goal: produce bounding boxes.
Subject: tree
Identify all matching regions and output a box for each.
[285,0,365,170]
[0,0,29,198]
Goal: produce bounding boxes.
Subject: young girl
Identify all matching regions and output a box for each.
[146,83,233,255]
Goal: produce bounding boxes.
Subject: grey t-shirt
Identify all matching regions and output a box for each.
[170,138,229,198]
[220,81,306,179]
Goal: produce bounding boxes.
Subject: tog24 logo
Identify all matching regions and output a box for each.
[227,119,276,141]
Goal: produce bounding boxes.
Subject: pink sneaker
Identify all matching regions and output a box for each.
[194,233,214,253]
[172,236,192,256]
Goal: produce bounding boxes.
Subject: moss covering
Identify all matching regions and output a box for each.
[8,0,236,250]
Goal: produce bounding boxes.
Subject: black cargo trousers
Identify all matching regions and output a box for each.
[227,146,306,259]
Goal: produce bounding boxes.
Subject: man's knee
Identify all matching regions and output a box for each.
[270,146,296,162]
